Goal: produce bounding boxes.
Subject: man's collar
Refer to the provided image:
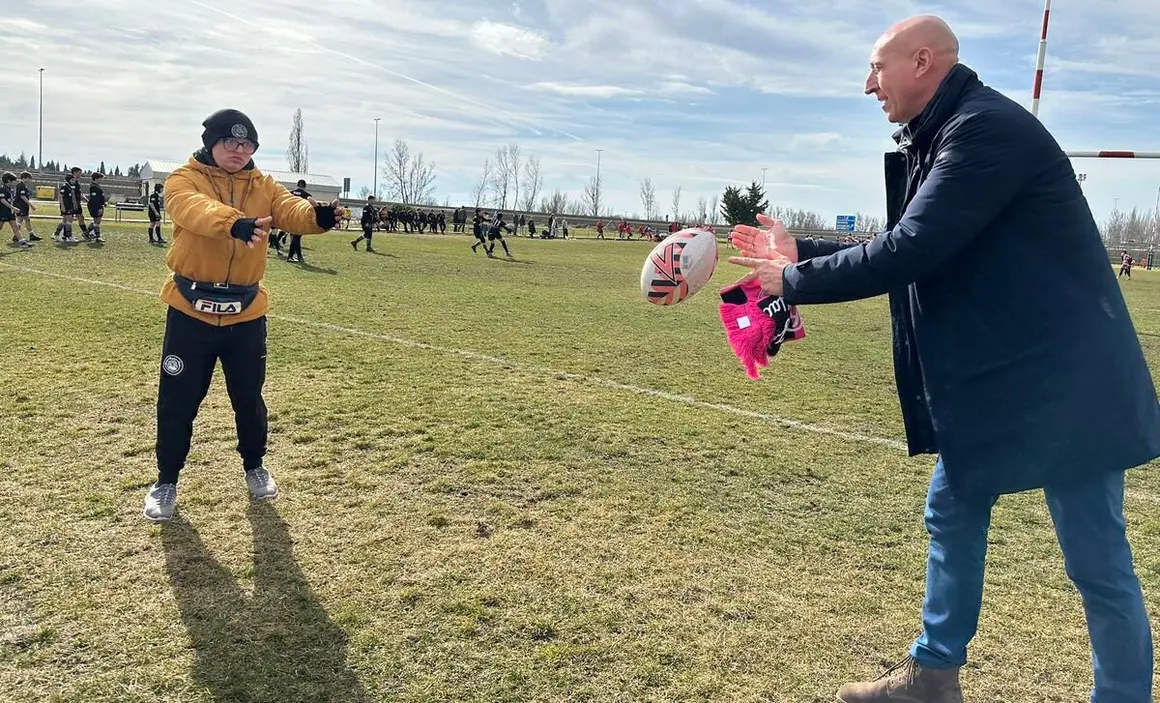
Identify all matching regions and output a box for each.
[892,63,980,151]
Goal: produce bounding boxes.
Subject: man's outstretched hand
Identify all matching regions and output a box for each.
[727,253,793,297]
[730,214,798,263]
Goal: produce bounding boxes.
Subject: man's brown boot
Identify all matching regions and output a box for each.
[836,656,962,703]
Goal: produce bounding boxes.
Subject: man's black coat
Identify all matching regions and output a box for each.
[784,64,1160,495]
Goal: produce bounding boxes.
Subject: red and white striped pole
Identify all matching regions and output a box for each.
[1031,0,1050,117]
[1034,3,1160,160]
[1065,151,1160,159]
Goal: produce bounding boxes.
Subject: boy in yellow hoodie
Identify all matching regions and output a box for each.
[145,108,342,522]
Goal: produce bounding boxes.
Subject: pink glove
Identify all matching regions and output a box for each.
[718,278,806,379]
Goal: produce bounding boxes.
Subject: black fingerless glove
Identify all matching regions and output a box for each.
[315,204,337,230]
[230,218,258,241]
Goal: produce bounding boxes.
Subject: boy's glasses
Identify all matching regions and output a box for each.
[222,138,258,154]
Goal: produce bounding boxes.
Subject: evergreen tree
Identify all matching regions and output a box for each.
[719,181,770,226]
[99,160,106,174]
[745,181,769,220]
[29,156,35,170]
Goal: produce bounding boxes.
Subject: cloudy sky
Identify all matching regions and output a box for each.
[3,0,1159,223]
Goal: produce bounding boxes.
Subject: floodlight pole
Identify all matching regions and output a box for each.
[38,68,45,167]
[373,117,381,198]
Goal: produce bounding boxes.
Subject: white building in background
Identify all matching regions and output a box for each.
[140,159,342,202]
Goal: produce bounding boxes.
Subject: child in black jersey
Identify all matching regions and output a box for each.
[0,173,31,248]
[83,172,108,243]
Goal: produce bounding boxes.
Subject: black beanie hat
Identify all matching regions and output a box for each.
[201,109,259,151]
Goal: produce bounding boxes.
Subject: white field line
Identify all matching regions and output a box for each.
[0,262,905,450]
[4,261,1158,506]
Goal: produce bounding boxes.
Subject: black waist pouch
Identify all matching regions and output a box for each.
[173,275,259,316]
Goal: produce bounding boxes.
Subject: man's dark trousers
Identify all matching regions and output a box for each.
[156,306,268,484]
[288,234,303,260]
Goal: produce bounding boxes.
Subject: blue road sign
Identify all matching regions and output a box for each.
[836,215,856,232]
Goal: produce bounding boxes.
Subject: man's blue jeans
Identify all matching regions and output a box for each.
[909,459,1152,703]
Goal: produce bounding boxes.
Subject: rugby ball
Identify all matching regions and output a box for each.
[641,228,719,305]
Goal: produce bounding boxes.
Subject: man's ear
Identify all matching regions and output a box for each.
[913,47,933,78]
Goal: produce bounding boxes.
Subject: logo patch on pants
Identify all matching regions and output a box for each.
[162,355,185,376]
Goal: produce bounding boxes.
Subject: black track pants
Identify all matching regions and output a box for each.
[155,307,268,484]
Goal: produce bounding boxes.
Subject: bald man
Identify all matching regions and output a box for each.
[731,16,1157,703]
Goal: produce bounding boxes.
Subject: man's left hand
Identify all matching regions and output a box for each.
[728,255,793,296]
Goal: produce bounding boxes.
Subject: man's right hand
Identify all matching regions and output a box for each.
[730,214,798,263]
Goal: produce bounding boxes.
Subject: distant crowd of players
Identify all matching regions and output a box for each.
[0,167,166,247]
[3,171,742,262]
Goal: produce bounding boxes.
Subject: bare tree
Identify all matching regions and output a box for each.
[581,176,602,216]
[540,189,568,216]
[708,194,720,225]
[855,212,885,233]
[490,146,513,210]
[671,186,682,222]
[505,143,522,214]
[639,178,657,220]
[771,207,826,230]
[1102,206,1157,245]
[1125,207,1149,243]
[1103,206,1129,244]
[472,158,493,209]
[287,108,308,174]
[521,155,543,212]
[695,196,708,223]
[565,197,587,216]
[383,138,437,204]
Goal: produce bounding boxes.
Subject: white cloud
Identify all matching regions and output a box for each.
[655,81,715,97]
[470,20,548,60]
[529,82,641,98]
[790,133,846,151]
[0,18,45,32]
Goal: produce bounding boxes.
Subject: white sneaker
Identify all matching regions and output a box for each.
[245,467,279,500]
[144,483,178,522]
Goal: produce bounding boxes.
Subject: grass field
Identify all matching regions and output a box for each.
[1,221,1158,702]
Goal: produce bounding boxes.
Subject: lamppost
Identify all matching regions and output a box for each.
[372,117,380,198]
[38,68,45,168]
[595,149,603,215]
[761,167,768,188]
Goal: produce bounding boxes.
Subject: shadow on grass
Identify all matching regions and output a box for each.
[162,502,368,702]
[0,243,34,259]
[292,261,339,275]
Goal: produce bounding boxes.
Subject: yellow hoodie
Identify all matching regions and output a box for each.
[160,155,326,326]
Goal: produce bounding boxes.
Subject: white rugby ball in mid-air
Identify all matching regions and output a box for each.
[640,228,720,305]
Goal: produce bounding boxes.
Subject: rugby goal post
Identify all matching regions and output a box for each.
[1032,0,1160,160]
